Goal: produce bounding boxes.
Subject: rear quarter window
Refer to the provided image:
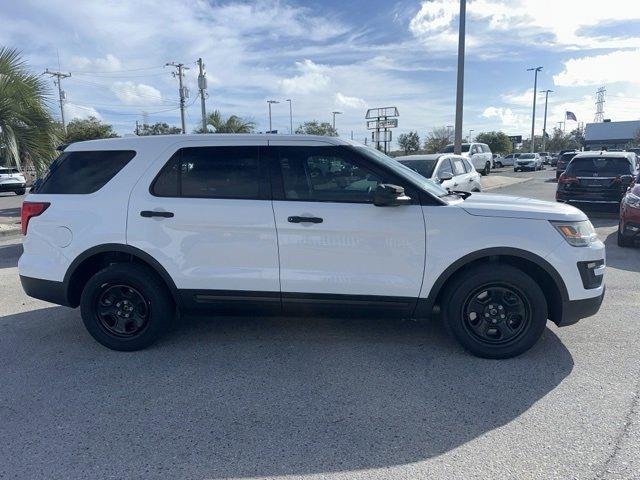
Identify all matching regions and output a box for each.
[37,150,136,194]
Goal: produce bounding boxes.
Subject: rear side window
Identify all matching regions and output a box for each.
[566,157,633,177]
[151,146,261,199]
[37,150,135,194]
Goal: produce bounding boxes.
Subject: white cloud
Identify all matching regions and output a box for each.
[502,89,535,107]
[110,81,164,105]
[554,49,640,87]
[68,54,122,72]
[63,103,101,121]
[335,93,367,110]
[482,107,527,133]
[279,60,331,94]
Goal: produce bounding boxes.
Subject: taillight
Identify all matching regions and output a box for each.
[558,174,579,185]
[21,202,50,235]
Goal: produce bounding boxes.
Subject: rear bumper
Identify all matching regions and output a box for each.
[20,275,72,307]
[557,286,605,326]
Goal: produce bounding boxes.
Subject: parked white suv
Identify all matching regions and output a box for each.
[395,154,482,193]
[0,167,27,195]
[19,135,605,358]
[441,143,493,176]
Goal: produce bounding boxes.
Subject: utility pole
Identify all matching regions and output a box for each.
[286,99,293,134]
[527,66,543,152]
[267,100,279,132]
[135,120,140,135]
[166,62,189,134]
[44,68,71,133]
[453,0,466,155]
[196,58,207,132]
[540,89,553,152]
[332,111,342,132]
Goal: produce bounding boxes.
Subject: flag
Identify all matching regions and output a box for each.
[565,111,577,121]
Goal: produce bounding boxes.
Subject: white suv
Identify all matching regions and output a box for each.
[19,135,605,358]
[441,143,493,176]
[0,167,27,195]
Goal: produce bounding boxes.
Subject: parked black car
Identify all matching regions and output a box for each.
[556,150,579,180]
[556,152,637,205]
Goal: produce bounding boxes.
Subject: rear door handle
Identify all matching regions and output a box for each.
[288,216,323,224]
[140,210,174,218]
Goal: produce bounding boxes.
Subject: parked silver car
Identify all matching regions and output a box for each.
[514,153,543,172]
[396,154,482,193]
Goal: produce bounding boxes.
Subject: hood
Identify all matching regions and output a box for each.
[461,193,587,221]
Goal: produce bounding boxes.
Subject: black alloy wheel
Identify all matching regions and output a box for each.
[96,284,149,337]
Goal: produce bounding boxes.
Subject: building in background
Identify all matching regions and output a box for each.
[584,120,640,150]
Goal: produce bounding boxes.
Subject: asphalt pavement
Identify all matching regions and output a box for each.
[0,169,639,480]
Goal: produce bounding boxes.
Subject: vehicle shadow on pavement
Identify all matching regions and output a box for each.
[0,242,22,269]
[601,229,640,272]
[0,306,573,479]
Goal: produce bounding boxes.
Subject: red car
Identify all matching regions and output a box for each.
[618,176,640,247]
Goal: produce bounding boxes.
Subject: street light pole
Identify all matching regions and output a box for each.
[540,89,553,153]
[453,0,466,155]
[527,66,543,152]
[267,100,279,133]
[468,129,474,141]
[286,99,293,134]
[332,111,342,132]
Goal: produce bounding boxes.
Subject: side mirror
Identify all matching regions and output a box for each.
[439,172,454,183]
[374,184,412,207]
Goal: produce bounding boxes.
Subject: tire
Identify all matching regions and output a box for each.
[483,162,491,176]
[514,168,519,172]
[15,188,25,195]
[495,161,503,168]
[80,263,174,351]
[618,222,631,247]
[442,264,548,359]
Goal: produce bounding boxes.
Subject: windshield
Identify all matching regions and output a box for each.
[566,157,632,177]
[0,168,19,174]
[352,146,449,198]
[398,159,437,179]
[519,153,536,159]
[441,144,470,153]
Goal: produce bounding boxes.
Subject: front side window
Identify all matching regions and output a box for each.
[437,158,454,178]
[152,146,261,199]
[451,158,466,175]
[278,146,382,203]
[462,158,474,172]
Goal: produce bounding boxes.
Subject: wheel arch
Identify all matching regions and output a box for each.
[415,247,568,325]
[63,244,181,309]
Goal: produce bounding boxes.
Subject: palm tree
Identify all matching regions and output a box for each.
[195,110,255,133]
[0,47,58,173]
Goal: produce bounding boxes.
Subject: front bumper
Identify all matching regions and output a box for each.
[0,182,26,192]
[558,286,605,326]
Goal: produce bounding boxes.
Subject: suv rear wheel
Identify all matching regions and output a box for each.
[15,188,25,195]
[443,264,548,358]
[617,222,632,247]
[80,263,174,351]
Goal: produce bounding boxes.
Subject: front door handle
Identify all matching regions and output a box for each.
[140,210,174,218]
[288,216,323,224]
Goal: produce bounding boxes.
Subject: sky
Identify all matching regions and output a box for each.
[2,0,640,146]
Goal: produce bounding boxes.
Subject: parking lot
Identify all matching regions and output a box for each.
[0,168,638,480]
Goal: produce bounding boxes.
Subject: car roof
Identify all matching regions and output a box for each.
[396,154,466,161]
[63,134,361,152]
[573,151,636,161]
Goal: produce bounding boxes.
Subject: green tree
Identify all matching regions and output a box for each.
[397,131,421,154]
[64,116,118,143]
[295,120,337,136]
[474,131,512,155]
[423,126,452,153]
[137,122,181,135]
[194,110,256,133]
[0,47,59,173]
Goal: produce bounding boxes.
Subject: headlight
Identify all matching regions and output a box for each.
[550,220,598,247]
[624,192,640,208]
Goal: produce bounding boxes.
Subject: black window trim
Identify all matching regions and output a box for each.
[149,145,270,200]
[269,145,426,205]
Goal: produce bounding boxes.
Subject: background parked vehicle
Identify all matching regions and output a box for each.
[0,167,27,195]
[618,173,640,247]
[514,153,543,172]
[539,152,550,164]
[556,150,579,179]
[556,152,637,206]
[440,142,493,176]
[498,153,519,167]
[396,154,482,193]
[549,153,559,167]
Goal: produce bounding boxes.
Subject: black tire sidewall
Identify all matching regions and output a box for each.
[443,265,548,359]
[80,264,173,351]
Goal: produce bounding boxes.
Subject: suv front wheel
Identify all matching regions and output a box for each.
[80,263,174,351]
[443,264,548,358]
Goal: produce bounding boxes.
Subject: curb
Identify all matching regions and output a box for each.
[0,223,21,238]
[483,176,534,191]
